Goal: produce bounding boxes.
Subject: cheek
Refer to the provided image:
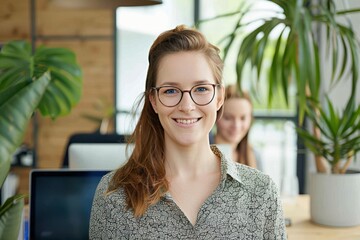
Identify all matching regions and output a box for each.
[242,119,252,130]
[149,95,159,113]
[217,119,231,130]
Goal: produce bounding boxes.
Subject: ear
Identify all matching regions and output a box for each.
[149,93,158,113]
[216,85,225,111]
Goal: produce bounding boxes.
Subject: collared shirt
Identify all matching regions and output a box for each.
[89,146,287,239]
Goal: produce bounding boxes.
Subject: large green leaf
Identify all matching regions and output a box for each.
[0,41,83,118]
[0,160,11,191]
[38,62,81,116]
[0,73,51,185]
[0,40,83,239]
[0,195,25,240]
[0,41,32,90]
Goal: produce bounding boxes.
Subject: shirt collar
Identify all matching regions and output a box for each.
[210,145,244,187]
[163,145,244,201]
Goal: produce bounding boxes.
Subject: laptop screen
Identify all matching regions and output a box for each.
[29,170,109,240]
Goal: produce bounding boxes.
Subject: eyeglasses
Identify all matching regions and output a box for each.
[152,83,220,107]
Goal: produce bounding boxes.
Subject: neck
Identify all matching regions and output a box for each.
[164,142,219,179]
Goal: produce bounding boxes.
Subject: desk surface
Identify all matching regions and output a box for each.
[283,195,360,240]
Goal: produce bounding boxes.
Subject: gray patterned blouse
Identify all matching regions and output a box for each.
[89,146,287,239]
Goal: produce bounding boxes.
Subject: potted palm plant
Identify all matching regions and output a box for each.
[198,0,360,226]
[0,40,82,238]
[297,96,360,226]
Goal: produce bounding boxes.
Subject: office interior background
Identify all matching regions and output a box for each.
[1,0,360,201]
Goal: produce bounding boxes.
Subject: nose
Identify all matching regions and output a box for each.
[233,119,243,130]
[178,91,195,112]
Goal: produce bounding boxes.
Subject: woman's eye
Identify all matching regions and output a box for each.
[163,88,179,95]
[194,86,209,93]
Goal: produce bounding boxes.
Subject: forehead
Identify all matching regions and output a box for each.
[223,98,252,115]
[156,51,215,86]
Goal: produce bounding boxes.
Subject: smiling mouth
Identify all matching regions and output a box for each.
[175,118,201,124]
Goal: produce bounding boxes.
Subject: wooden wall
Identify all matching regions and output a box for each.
[1,0,115,196]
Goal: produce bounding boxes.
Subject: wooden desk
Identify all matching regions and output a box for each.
[283,195,360,240]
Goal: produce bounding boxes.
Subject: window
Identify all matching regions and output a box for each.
[115,1,194,134]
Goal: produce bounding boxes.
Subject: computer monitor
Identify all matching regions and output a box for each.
[68,143,134,170]
[29,170,109,240]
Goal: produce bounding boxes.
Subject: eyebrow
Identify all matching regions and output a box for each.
[158,80,214,86]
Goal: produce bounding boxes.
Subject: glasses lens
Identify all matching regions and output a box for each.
[157,86,182,107]
[190,84,215,105]
[156,84,216,107]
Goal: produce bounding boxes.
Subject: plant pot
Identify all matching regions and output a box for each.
[309,171,360,227]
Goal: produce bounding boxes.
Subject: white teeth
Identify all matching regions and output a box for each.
[176,119,198,124]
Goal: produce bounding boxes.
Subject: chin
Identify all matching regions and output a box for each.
[225,136,240,143]
[176,135,205,147]
[173,141,197,148]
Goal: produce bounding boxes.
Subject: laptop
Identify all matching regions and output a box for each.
[29,170,109,240]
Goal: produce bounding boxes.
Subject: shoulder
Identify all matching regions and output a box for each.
[94,171,128,207]
[236,163,271,186]
[213,144,279,197]
[96,171,115,194]
[90,172,131,238]
[227,159,278,197]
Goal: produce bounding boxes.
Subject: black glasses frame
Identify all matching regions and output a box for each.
[152,83,220,107]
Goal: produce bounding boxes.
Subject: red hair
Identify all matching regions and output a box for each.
[107,25,224,217]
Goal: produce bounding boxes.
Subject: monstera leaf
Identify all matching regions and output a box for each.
[0,40,82,239]
[0,40,82,118]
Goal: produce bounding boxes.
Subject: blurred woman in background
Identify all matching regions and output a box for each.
[213,84,262,170]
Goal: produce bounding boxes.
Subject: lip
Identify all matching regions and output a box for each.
[173,117,201,127]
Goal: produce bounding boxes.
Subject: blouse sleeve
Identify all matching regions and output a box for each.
[89,175,112,239]
[263,178,287,240]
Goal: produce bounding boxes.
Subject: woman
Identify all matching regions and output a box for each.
[89,25,286,239]
[213,85,262,170]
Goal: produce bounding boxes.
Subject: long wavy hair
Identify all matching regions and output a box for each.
[107,25,224,217]
[223,85,254,166]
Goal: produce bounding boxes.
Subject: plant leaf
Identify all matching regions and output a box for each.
[0,195,25,239]
[0,41,83,119]
[0,73,51,181]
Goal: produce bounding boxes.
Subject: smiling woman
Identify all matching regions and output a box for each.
[149,51,223,148]
[89,25,286,239]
